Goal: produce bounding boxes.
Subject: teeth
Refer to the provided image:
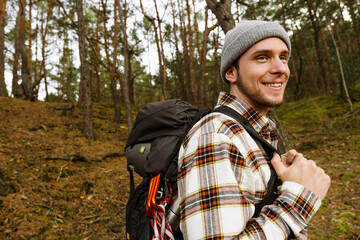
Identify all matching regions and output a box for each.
[264,83,281,87]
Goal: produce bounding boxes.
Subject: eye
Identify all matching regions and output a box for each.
[280,54,289,61]
[256,55,268,61]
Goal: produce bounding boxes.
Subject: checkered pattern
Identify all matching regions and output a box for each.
[177,92,321,239]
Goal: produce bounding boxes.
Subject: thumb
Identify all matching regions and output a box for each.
[271,153,286,178]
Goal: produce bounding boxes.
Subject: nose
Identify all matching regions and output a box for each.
[270,58,289,75]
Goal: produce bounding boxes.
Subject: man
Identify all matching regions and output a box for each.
[177,20,330,239]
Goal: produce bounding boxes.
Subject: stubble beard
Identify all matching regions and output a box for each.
[236,74,285,109]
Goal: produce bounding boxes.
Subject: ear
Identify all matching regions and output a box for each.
[225,66,237,84]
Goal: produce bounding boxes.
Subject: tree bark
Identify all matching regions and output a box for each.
[198,7,218,107]
[306,0,328,94]
[0,0,7,97]
[280,0,300,99]
[28,0,32,82]
[267,110,293,154]
[101,0,121,123]
[12,0,24,98]
[111,0,121,124]
[205,0,235,33]
[185,0,197,105]
[328,21,353,113]
[178,0,192,103]
[170,0,187,100]
[76,0,95,140]
[117,0,133,132]
[346,0,360,53]
[18,0,32,100]
[291,32,304,100]
[93,7,101,102]
[140,0,167,100]
[153,0,168,100]
[12,0,45,101]
[212,29,221,109]
[294,24,318,93]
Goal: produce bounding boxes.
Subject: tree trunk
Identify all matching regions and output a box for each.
[170,0,187,100]
[294,24,318,93]
[212,29,220,109]
[76,0,95,140]
[28,0,32,82]
[18,0,32,100]
[178,0,192,103]
[346,0,360,53]
[291,32,304,100]
[154,0,168,100]
[60,41,67,102]
[94,9,101,102]
[0,0,7,97]
[306,0,328,94]
[67,62,74,103]
[12,0,24,98]
[205,0,235,33]
[328,21,353,113]
[12,0,44,101]
[198,7,218,107]
[185,0,197,105]
[101,0,121,123]
[110,0,121,124]
[37,4,51,102]
[280,0,300,99]
[34,16,39,99]
[117,0,133,132]
[267,110,293,153]
[140,0,167,100]
[192,0,201,62]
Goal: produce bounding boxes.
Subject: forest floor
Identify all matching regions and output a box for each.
[0,93,359,240]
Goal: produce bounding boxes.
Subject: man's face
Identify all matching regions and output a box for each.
[226,37,290,115]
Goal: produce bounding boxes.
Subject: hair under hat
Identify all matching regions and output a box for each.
[220,20,291,84]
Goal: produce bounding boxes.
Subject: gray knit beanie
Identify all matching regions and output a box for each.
[220,20,291,84]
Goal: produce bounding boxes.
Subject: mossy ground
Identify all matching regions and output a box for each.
[277,93,360,239]
[0,93,359,239]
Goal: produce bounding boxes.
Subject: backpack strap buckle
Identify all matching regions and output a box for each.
[146,173,173,217]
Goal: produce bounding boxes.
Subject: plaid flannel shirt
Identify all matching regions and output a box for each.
[177,92,321,239]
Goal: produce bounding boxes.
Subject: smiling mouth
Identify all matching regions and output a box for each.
[263,83,282,87]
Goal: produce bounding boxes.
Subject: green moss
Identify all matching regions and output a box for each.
[348,85,360,102]
[278,94,360,136]
[343,172,355,181]
[51,191,68,200]
[47,166,58,173]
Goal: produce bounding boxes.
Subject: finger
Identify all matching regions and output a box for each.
[308,160,317,168]
[282,149,298,165]
[271,153,286,178]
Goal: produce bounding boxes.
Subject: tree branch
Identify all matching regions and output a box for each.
[44,152,125,162]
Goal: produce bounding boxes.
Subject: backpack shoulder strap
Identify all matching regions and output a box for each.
[213,105,282,217]
[214,106,280,158]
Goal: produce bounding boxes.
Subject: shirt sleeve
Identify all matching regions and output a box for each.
[177,132,321,240]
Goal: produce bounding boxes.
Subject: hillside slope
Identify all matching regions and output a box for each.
[277,95,360,239]
[0,97,132,239]
[0,96,359,239]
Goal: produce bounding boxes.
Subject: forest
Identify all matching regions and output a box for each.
[0,0,359,135]
[0,0,359,239]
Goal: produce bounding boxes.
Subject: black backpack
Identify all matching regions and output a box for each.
[125,99,281,240]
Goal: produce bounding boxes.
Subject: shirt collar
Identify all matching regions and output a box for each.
[215,92,276,133]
